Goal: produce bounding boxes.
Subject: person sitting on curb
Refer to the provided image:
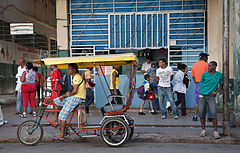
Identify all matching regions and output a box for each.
[198,61,223,139]
[51,63,86,142]
[139,74,158,115]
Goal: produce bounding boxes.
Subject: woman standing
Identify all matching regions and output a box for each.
[20,62,38,118]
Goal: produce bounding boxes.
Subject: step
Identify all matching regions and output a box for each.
[81,135,98,138]
[82,126,101,129]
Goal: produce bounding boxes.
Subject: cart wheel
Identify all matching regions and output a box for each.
[17,120,43,146]
[100,118,130,147]
[129,126,134,140]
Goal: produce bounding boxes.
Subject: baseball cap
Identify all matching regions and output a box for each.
[199,52,209,58]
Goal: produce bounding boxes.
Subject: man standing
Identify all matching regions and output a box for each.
[84,67,95,115]
[141,56,152,75]
[156,58,179,119]
[15,58,32,115]
[110,66,122,104]
[191,53,209,121]
[198,61,223,139]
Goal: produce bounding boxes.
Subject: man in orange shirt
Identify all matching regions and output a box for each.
[191,53,209,121]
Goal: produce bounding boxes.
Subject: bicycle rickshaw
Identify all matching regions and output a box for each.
[17,53,137,147]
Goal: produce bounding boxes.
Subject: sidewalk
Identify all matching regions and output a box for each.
[0,103,240,145]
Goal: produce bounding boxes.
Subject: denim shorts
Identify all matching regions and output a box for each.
[54,96,83,121]
[198,94,217,119]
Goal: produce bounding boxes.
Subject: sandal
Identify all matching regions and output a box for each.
[51,136,64,142]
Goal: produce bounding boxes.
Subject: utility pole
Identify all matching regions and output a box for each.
[233,0,240,127]
[222,0,231,136]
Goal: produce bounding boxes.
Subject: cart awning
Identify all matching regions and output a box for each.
[34,53,138,69]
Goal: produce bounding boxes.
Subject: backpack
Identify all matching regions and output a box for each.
[60,71,68,86]
[137,86,146,99]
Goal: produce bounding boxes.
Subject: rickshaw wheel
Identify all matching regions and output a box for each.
[17,120,43,146]
[100,118,130,147]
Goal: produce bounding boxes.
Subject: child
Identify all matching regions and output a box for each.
[139,74,158,115]
[173,63,190,116]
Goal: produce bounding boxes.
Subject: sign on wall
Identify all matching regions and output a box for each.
[10,23,34,35]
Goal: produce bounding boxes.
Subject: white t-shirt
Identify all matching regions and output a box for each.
[173,70,186,93]
[156,66,174,87]
[15,66,26,91]
[141,62,151,75]
[144,81,150,92]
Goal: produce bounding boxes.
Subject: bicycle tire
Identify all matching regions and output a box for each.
[17,120,44,146]
[100,118,130,147]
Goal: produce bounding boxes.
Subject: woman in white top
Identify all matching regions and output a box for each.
[173,63,190,116]
[20,62,39,118]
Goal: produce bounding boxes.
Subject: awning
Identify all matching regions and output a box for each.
[34,53,138,69]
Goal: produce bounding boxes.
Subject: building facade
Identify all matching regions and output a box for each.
[57,0,237,109]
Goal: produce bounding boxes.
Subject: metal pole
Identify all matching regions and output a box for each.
[222,0,231,136]
[233,0,240,127]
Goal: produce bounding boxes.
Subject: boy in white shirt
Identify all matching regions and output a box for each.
[173,63,190,116]
[139,74,158,115]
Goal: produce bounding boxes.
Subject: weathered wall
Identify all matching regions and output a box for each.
[207,0,234,78]
[0,0,56,37]
[0,0,56,94]
[56,0,68,50]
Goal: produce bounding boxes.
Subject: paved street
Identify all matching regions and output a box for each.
[0,142,240,153]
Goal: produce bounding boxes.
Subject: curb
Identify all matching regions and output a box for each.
[1,134,240,145]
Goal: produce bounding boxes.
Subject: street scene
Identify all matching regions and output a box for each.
[0,0,240,152]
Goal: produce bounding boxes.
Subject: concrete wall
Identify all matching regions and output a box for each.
[207,0,234,78]
[56,0,68,50]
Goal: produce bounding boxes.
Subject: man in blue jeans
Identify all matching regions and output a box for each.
[156,58,179,119]
[15,58,32,115]
[198,61,223,139]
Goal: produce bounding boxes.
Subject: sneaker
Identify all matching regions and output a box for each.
[151,112,158,115]
[192,116,198,121]
[0,120,7,126]
[174,116,179,119]
[213,131,221,139]
[33,112,37,117]
[138,112,146,115]
[20,112,27,118]
[200,130,206,137]
[161,115,166,119]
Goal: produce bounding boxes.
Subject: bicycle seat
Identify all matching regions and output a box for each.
[101,95,126,113]
[102,104,125,113]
